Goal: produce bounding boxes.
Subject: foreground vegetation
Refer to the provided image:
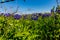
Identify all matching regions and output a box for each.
[0,11,60,40]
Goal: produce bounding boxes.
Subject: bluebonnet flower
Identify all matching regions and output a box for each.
[4,13,11,17]
[31,15,38,20]
[47,14,51,16]
[51,9,54,13]
[57,9,60,13]
[14,14,21,20]
[42,14,51,17]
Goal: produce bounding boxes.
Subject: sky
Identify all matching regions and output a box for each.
[0,0,59,14]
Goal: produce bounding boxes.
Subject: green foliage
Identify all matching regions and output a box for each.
[0,13,60,40]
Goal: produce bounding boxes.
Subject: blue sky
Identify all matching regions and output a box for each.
[0,0,59,14]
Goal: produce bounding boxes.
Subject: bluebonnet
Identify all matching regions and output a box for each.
[51,9,54,13]
[31,15,38,20]
[57,9,60,13]
[14,14,21,20]
[42,14,51,17]
[4,13,11,17]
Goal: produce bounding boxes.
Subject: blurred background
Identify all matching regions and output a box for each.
[0,0,60,14]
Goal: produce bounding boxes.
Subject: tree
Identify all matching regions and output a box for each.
[0,0,14,3]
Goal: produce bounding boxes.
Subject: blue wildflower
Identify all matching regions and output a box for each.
[51,9,54,13]
[57,9,60,13]
[31,16,38,20]
[14,14,21,20]
[4,13,11,17]
[42,14,51,17]
[47,14,51,16]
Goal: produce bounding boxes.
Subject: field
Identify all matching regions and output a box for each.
[0,6,60,40]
